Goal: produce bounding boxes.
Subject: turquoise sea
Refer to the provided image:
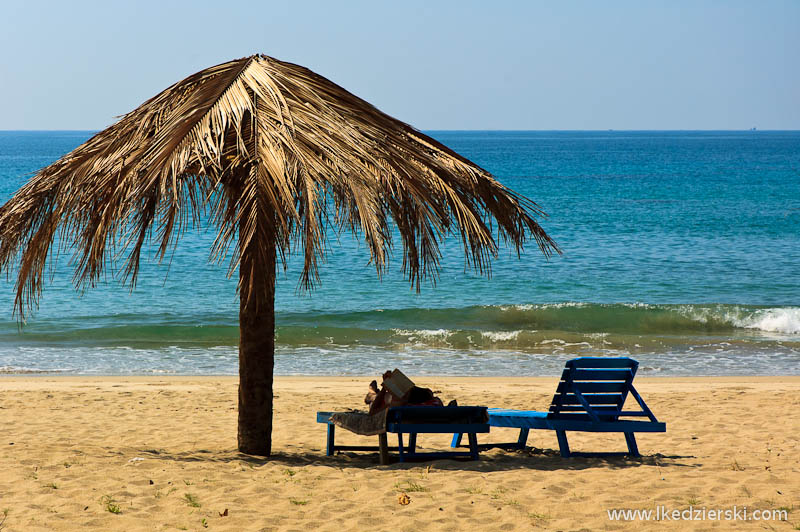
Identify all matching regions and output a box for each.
[0,130,798,376]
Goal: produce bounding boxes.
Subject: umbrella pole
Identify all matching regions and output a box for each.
[237,235,276,456]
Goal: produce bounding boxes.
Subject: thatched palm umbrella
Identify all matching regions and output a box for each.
[0,54,558,456]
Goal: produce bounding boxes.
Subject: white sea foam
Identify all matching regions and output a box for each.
[0,342,798,376]
[498,302,590,311]
[733,308,800,335]
[677,305,800,335]
[392,329,452,341]
[499,304,533,311]
[480,330,521,342]
[540,339,566,345]
[0,365,69,374]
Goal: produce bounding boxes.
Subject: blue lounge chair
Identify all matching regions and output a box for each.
[452,357,665,457]
[318,406,489,464]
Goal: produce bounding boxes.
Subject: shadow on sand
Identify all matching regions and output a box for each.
[138,446,698,473]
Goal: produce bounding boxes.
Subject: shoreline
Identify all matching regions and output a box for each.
[3,374,800,381]
[2,374,800,380]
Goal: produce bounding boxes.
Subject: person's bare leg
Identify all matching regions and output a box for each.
[364,380,379,405]
[369,387,388,415]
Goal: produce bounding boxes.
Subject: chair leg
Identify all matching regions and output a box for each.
[555,430,570,457]
[624,432,640,457]
[378,433,389,465]
[326,424,335,456]
[467,432,479,460]
[397,433,405,462]
[451,433,463,448]
[516,429,529,449]
[409,433,417,453]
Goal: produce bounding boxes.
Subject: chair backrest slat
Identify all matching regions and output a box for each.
[549,357,639,421]
[554,393,623,405]
[555,381,627,394]
[550,405,621,412]
[560,369,634,381]
[567,358,639,368]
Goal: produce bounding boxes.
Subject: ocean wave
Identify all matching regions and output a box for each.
[0,303,797,352]
[676,305,800,335]
[733,308,800,335]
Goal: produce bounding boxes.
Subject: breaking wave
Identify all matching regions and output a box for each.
[0,303,797,352]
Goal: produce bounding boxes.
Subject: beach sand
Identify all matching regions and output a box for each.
[0,376,798,531]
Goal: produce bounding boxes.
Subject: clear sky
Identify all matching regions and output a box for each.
[1,0,797,130]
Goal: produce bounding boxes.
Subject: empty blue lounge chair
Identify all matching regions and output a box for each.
[452,357,665,457]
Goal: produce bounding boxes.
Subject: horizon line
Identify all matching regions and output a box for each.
[2,128,799,133]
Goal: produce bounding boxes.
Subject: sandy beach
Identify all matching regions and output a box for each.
[0,376,798,531]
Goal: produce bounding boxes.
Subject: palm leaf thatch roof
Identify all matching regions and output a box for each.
[0,54,558,318]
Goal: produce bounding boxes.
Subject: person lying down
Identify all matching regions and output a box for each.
[364,369,455,415]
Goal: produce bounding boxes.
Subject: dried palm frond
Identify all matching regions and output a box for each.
[0,54,559,318]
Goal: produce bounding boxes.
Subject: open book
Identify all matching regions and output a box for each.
[382,368,415,399]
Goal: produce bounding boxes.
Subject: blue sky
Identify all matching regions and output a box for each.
[1,0,797,130]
